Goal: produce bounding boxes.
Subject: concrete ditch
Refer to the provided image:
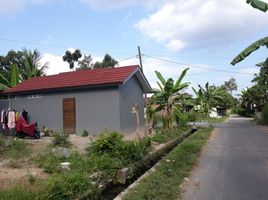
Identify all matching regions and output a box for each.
[102,128,198,200]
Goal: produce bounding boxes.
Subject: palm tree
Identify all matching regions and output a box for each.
[152,68,190,129]
[21,48,48,80]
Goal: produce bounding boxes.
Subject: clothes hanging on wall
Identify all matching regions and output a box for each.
[8,111,16,129]
[1,109,6,129]
[1,109,20,133]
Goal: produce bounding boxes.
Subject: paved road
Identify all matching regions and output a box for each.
[181,117,268,200]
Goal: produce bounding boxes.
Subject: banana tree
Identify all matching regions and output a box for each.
[0,64,19,90]
[247,0,268,12]
[231,0,268,65]
[231,37,268,65]
[152,68,190,129]
[193,82,224,117]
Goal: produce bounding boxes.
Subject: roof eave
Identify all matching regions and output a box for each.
[4,83,122,96]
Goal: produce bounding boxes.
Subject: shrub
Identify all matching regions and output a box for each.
[86,131,125,156]
[40,172,101,200]
[82,129,89,137]
[34,148,64,173]
[52,133,71,148]
[258,104,268,125]
[87,131,151,163]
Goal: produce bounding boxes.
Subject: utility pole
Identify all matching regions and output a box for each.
[137,46,149,136]
[138,46,143,72]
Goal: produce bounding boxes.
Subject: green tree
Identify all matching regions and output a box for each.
[222,77,238,95]
[93,54,118,69]
[193,82,224,116]
[77,54,93,70]
[0,50,24,83]
[62,49,82,69]
[231,1,268,65]
[152,68,190,129]
[0,49,47,89]
[21,48,48,80]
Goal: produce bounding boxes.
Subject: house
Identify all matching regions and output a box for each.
[3,65,152,134]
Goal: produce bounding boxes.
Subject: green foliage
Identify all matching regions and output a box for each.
[10,64,19,86]
[87,131,125,155]
[0,187,38,200]
[152,68,190,129]
[258,104,268,125]
[82,129,89,137]
[21,48,48,80]
[247,0,268,12]
[151,127,189,144]
[87,131,151,166]
[123,127,213,200]
[0,139,31,159]
[34,148,63,173]
[93,53,118,69]
[51,133,72,148]
[41,172,101,200]
[62,49,82,69]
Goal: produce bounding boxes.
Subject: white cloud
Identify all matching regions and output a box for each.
[41,53,70,75]
[166,39,186,51]
[0,0,47,14]
[135,0,268,51]
[239,67,259,75]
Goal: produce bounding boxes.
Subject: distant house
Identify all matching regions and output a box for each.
[3,65,152,134]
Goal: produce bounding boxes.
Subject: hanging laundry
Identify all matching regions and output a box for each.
[8,111,16,129]
[1,109,6,129]
[15,112,19,122]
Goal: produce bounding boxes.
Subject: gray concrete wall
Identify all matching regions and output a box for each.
[9,87,120,134]
[119,76,145,133]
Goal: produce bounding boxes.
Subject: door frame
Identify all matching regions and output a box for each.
[62,97,76,134]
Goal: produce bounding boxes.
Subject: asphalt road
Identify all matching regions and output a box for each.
[181,117,268,200]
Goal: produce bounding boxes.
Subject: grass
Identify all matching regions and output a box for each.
[122,127,213,200]
[0,138,31,160]
[0,187,38,200]
[0,128,193,200]
[151,126,189,144]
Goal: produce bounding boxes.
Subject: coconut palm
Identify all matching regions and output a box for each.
[152,68,190,129]
[21,48,48,80]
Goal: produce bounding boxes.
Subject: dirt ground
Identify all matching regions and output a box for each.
[0,131,144,189]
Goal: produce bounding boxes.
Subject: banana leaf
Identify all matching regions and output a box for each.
[247,0,268,12]
[155,71,166,86]
[11,64,19,86]
[231,36,268,65]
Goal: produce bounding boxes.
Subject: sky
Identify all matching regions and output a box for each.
[0,0,268,96]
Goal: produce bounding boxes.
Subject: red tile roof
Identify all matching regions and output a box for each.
[4,65,139,94]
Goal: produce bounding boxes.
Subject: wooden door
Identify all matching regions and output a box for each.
[63,98,76,134]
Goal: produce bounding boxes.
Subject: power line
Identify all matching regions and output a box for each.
[142,54,254,75]
[118,55,137,63]
[0,38,136,56]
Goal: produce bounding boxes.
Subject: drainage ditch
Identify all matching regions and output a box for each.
[102,128,198,200]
